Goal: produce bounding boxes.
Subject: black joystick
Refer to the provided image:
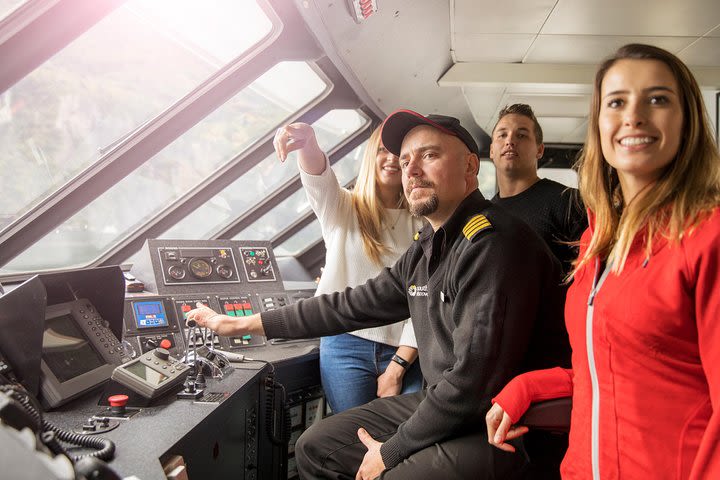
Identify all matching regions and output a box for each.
[195,367,207,389]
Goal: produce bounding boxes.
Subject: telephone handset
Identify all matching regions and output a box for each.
[40,298,128,408]
[0,347,118,477]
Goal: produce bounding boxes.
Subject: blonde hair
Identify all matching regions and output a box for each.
[351,126,407,266]
[575,43,720,274]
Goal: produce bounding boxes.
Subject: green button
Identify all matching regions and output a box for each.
[226,311,236,316]
[242,335,252,340]
[244,309,253,316]
[236,310,245,317]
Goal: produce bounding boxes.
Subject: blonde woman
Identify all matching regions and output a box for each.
[486,44,720,479]
[274,123,424,412]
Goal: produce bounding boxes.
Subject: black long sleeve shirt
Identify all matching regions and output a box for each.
[492,178,587,275]
[261,190,570,468]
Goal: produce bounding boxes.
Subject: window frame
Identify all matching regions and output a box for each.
[0,0,384,282]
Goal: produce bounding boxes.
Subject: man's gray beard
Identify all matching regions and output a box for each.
[409,194,439,217]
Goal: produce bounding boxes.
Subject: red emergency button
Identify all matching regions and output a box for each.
[160,339,172,349]
[181,305,191,312]
[108,394,128,407]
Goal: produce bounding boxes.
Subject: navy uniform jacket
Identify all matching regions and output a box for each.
[262,190,570,468]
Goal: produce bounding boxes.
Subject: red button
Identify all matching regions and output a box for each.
[182,305,191,312]
[160,339,172,349]
[108,394,129,407]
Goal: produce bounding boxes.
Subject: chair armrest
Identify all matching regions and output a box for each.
[518,398,571,433]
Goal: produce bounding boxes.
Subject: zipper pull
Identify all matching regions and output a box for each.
[588,290,596,306]
[587,259,601,306]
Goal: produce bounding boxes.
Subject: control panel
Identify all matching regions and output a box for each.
[131,239,293,353]
[258,293,289,312]
[158,247,240,286]
[217,295,265,349]
[240,247,277,282]
[174,297,211,325]
[111,347,189,399]
[122,296,184,357]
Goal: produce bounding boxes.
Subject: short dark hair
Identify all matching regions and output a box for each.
[493,103,543,145]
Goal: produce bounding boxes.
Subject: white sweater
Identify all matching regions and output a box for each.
[300,158,423,347]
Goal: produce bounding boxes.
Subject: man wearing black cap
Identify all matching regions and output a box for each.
[188,110,569,479]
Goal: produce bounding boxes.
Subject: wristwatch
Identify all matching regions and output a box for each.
[391,354,410,369]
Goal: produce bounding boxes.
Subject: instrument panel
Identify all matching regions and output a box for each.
[159,247,241,286]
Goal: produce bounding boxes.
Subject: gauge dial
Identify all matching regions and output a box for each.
[188,258,212,279]
[216,264,233,279]
[168,265,186,280]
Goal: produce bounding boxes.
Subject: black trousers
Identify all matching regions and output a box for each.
[295,391,529,480]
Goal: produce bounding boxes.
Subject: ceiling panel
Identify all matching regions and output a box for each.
[536,116,586,143]
[679,37,720,66]
[501,93,590,117]
[453,0,556,34]
[462,86,506,129]
[505,83,593,95]
[306,0,483,141]
[453,33,534,62]
[526,35,696,64]
[709,24,720,36]
[542,0,720,36]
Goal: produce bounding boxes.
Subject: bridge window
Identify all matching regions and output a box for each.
[0,60,327,273]
[159,109,368,241]
[236,139,367,242]
[0,0,274,233]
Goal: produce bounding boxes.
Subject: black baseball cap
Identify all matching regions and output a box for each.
[381,109,480,158]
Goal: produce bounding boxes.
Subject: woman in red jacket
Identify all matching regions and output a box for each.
[486,43,720,480]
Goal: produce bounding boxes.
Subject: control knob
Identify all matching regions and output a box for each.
[154,347,170,361]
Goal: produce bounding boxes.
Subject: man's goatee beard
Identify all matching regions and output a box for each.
[409,194,439,217]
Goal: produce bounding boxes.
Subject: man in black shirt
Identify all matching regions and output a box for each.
[489,104,586,478]
[490,103,587,275]
[189,110,569,479]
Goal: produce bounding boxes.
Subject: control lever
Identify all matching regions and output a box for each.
[177,319,204,399]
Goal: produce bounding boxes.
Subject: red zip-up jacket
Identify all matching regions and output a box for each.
[494,208,720,480]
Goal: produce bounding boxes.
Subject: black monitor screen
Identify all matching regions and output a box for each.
[42,314,105,383]
[132,300,168,329]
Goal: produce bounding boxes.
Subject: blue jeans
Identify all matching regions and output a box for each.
[320,333,424,413]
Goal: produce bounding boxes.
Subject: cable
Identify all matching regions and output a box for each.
[248,360,290,446]
[0,383,115,462]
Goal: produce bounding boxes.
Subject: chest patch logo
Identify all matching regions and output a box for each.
[407,284,428,297]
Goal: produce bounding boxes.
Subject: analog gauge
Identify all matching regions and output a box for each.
[168,265,186,280]
[216,264,233,279]
[188,258,212,279]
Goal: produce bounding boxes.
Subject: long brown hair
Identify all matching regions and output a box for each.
[575,43,720,274]
[351,126,408,266]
